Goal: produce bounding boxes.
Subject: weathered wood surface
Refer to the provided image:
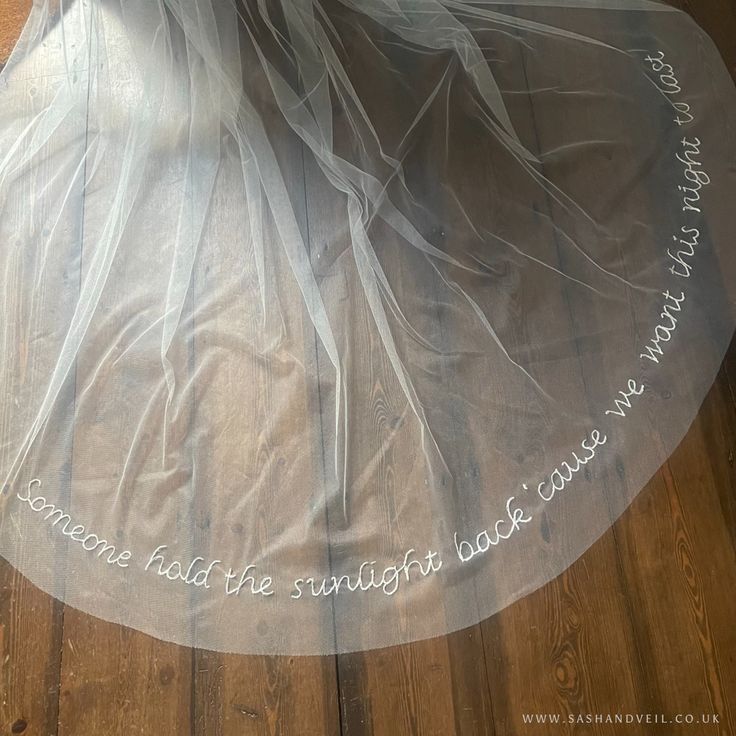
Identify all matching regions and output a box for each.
[0,1,735,734]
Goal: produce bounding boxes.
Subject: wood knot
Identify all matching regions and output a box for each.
[234,704,260,720]
[158,664,175,686]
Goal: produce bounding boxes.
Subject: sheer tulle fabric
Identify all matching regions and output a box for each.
[0,0,734,654]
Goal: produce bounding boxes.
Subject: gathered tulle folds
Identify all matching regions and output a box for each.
[0,0,734,654]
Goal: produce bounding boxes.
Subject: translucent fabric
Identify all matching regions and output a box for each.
[0,0,734,655]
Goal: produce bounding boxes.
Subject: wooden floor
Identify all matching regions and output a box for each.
[1,0,735,734]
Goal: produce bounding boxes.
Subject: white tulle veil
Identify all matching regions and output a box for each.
[0,0,734,653]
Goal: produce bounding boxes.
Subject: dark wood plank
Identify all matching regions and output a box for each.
[0,2,734,736]
[595,4,736,732]
[57,618,192,735]
[0,7,86,733]
[465,8,658,733]
[52,5,194,733]
[480,3,736,734]
[613,379,736,736]
[0,563,62,736]
[190,5,341,734]
[293,6,497,733]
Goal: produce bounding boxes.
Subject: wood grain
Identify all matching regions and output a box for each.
[301,8,496,733]
[190,5,340,734]
[0,1,734,735]
[52,8,195,733]
[0,11,84,735]
[0,570,62,736]
[475,11,654,734]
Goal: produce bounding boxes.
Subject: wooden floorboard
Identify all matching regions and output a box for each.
[0,1,735,735]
